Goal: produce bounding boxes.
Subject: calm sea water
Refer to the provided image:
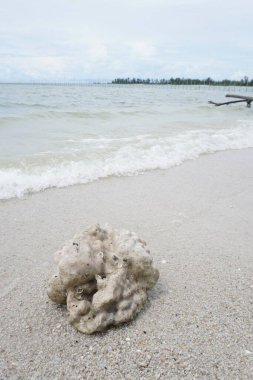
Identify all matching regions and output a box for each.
[0,84,253,199]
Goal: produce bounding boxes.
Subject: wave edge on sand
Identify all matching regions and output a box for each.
[1,124,253,199]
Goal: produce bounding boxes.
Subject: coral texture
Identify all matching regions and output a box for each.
[47,224,159,334]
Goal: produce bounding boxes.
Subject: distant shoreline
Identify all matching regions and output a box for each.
[0,83,253,89]
[0,77,253,87]
[112,77,253,86]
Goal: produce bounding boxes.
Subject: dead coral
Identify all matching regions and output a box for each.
[47,224,159,334]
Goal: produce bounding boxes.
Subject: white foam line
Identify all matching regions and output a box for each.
[0,125,253,199]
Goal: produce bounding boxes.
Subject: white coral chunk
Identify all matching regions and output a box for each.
[47,224,159,334]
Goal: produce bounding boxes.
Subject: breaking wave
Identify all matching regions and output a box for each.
[1,124,253,199]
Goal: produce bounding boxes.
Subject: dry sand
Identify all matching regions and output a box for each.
[0,149,253,380]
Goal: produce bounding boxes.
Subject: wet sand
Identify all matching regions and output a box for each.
[0,149,253,379]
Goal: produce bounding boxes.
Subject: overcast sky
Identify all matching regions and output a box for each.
[0,0,252,81]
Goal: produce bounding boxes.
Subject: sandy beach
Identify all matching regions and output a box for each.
[0,149,253,380]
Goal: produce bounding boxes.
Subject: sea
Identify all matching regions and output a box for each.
[0,84,253,200]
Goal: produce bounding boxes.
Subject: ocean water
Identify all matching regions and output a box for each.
[0,84,253,199]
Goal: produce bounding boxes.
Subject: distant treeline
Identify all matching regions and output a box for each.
[112,76,253,86]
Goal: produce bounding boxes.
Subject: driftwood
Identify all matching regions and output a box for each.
[209,94,253,108]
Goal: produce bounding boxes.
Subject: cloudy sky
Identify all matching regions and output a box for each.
[0,0,252,81]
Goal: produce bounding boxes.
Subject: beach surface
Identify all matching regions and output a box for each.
[0,149,253,380]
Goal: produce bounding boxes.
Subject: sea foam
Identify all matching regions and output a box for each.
[1,125,253,199]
